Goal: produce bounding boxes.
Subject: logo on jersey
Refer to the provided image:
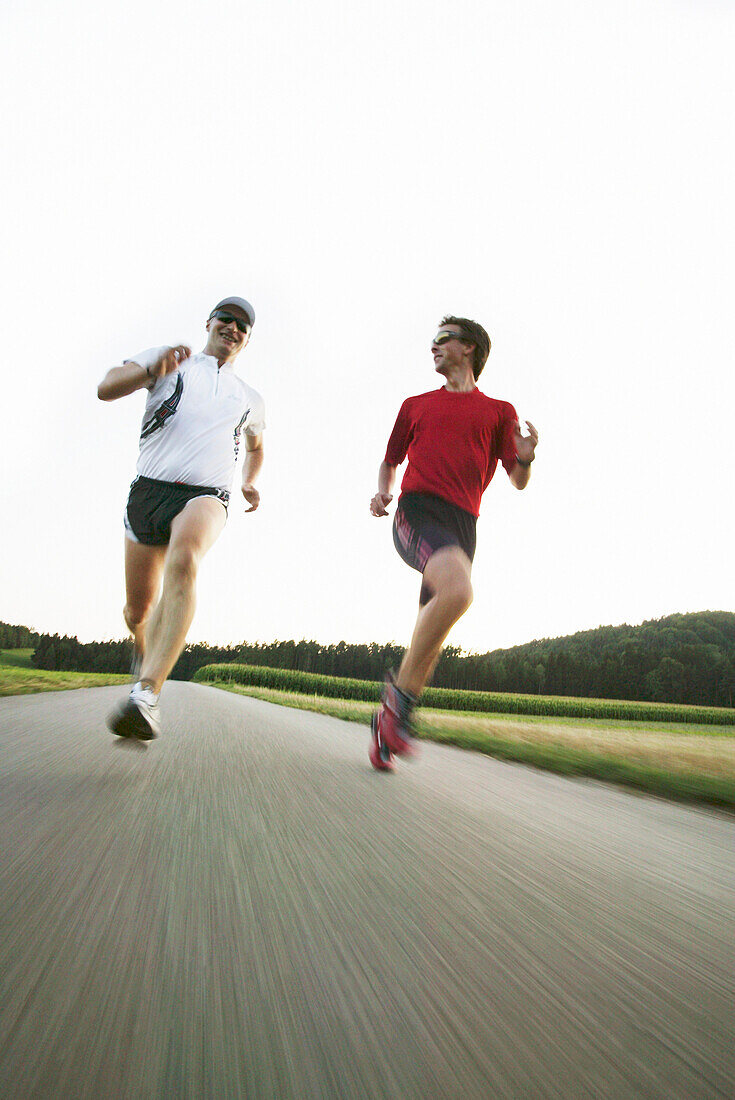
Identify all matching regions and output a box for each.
[140,374,184,440]
[233,408,251,460]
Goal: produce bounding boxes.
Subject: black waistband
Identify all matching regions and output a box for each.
[133,474,223,494]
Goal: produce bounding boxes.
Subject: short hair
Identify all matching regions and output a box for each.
[440,315,491,380]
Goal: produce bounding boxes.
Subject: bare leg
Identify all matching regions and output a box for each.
[396,546,473,697]
[124,538,167,660]
[140,496,226,694]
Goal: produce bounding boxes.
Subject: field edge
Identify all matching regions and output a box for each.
[206,681,735,812]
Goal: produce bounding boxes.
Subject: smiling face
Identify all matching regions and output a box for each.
[431,326,474,379]
[204,314,251,363]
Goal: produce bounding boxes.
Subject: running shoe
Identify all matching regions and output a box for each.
[369,712,394,771]
[108,683,160,740]
[375,671,417,757]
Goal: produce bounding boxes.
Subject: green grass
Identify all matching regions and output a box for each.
[207,682,735,811]
[0,650,127,696]
[0,648,34,668]
[414,706,735,738]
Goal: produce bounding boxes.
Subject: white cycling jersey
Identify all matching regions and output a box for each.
[125,348,266,491]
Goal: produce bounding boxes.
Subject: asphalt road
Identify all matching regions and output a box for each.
[0,683,733,1099]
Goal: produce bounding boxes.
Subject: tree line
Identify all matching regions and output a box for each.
[4,610,733,708]
[0,622,39,648]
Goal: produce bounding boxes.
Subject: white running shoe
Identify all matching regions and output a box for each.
[108,683,161,740]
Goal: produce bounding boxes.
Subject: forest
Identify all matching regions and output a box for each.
[3,609,733,708]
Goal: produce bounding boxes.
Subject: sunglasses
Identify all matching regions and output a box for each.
[433,331,471,346]
[211,310,251,334]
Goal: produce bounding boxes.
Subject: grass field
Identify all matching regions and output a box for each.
[0,649,128,696]
[1,648,35,668]
[195,662,735,725]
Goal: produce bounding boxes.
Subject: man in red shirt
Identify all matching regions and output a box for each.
[369,315,538,770]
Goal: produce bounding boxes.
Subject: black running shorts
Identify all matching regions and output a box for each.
[124,476,229,546]
[392,492,477,574]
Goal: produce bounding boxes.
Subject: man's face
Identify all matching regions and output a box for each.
[431,327,472,377]
[206,314,251,359]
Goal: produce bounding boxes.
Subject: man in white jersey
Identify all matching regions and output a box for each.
[97,296,265,740]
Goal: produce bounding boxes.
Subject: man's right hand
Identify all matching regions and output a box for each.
[370,492,393,517]
[150,345,191,382]
[98,346,191,402]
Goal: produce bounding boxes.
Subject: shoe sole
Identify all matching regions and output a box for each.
[108,704,157,741]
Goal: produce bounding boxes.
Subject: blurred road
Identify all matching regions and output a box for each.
[0,683,733,1099]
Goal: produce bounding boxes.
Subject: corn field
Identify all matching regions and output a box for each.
[194,663,735,725]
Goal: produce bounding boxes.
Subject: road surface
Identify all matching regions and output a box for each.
[0,682,733,1098]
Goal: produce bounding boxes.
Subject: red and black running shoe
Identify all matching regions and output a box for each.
[369,712,394,771]
[375,671,417,757]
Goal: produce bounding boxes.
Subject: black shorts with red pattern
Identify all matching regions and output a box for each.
[392,492,477,574]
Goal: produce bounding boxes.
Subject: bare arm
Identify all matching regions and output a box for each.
[370,461,397,516]
[97,360,152,401]
[509,420,538,490]
[241,434,264,512]
[97,345,191,401]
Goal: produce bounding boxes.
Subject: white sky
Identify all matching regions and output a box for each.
[1,0,733,653]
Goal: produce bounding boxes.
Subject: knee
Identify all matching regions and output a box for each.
[445,577,473,617]
[164,545,199,589]
[124,602,149,632]
[459,580,473,614]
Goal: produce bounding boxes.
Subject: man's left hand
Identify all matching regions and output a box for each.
[514,420,538,464]
[242,484,260,512]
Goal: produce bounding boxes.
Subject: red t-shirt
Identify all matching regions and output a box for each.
[384,386,518,517]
